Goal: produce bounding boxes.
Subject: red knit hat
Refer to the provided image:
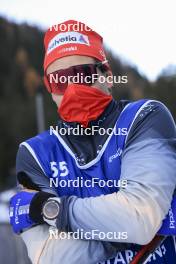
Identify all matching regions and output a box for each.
[43,20,108,72]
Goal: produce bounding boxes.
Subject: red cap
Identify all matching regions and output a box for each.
[43,20,107,72]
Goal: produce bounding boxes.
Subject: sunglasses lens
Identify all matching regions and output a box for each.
[72,64,97,85]
[46,64,98,94]
[47,70,68,95]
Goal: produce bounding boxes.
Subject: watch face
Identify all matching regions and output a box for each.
[43,200,60,220]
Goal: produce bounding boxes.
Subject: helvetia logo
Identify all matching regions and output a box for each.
[47,31,90,54]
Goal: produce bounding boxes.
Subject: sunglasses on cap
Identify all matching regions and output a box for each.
[44,60,109,95]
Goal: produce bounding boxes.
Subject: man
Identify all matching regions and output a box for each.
[9,20,176,264]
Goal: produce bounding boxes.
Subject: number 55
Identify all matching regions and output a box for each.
[50,161,69,177]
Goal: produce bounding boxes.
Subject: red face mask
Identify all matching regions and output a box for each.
[58,84,112,127]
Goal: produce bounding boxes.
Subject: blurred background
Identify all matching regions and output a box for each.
[0,0,176,263]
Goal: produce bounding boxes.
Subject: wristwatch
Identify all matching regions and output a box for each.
[42,197,61,227]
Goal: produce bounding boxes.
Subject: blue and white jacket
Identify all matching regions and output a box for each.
[17,99,176,264]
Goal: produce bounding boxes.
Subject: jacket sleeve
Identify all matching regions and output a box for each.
[16,145,57,194]
[57,101,176,245]
[20,225,120,264]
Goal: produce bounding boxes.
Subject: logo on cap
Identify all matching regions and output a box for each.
[47,31,90,54]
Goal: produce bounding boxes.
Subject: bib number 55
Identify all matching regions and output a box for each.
[50,161,69,177]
